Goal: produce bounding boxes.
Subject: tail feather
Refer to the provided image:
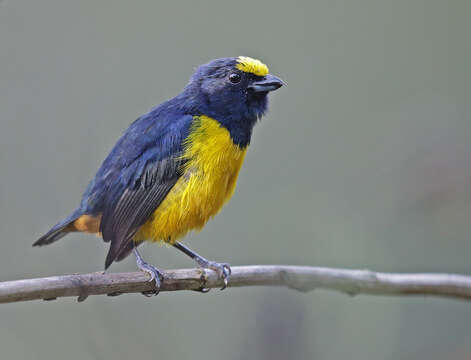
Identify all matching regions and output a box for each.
[34,210,136,269]
[33,230,68,246]
[33,211,81,247]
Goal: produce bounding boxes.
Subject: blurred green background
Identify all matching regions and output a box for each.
[1,0,471,359]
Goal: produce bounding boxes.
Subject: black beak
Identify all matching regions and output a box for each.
[248,74,284,93]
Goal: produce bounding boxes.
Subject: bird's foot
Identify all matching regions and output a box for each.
[135,254,163,297]
[197,260,232,290]
[172,242,231,291]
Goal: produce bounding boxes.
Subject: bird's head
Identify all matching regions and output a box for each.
[182,56,284,128]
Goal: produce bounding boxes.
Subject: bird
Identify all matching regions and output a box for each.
[34,56,284,294]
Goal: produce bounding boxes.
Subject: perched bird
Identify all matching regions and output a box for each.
[34,56,283,293]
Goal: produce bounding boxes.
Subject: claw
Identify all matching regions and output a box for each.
[193,287,211,293]
[200,261,231,290]
[138,263,162,296]
[171,242,231,291]
[141,289,159,297]
[133,248,162,296]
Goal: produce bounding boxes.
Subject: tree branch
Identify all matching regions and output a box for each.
[1,265,471,303]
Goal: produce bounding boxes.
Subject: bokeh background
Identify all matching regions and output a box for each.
[1,0,471,359]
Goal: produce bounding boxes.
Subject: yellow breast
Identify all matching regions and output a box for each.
[134,115,247,244]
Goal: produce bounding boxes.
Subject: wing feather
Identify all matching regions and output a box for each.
[84,112,194,269]
[102,158,184,268]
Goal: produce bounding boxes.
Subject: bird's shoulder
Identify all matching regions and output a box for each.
[81,102,194,213]
[111,103,193,166]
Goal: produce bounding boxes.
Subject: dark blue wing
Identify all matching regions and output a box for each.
[79,106,193,268]
[102,157,184,268]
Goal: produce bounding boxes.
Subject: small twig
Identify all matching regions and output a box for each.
[1,265,471,304]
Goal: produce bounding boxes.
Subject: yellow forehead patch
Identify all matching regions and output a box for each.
[236,56,269,76]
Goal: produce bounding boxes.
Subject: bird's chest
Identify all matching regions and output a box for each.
[135,116,247,242]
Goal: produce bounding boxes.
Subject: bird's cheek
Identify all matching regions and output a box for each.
[201,79,224,96]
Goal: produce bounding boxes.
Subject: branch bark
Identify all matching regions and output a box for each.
[1,265,471,304]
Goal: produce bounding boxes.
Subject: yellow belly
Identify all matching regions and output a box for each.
[134,115,247,244]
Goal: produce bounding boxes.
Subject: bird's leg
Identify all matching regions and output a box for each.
[133,247,162,296]
[173,242,231,290]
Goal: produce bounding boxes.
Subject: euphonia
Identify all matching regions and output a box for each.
[34,56,283,293]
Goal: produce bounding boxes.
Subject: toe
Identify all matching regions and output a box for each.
[147,270,156,283]
[214,263,231,290]
[197,261,231,290]
[222,263,232,276]
[141,290,157,297]
[137,264,162,295]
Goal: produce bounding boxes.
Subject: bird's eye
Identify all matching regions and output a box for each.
[229,73,241,84]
